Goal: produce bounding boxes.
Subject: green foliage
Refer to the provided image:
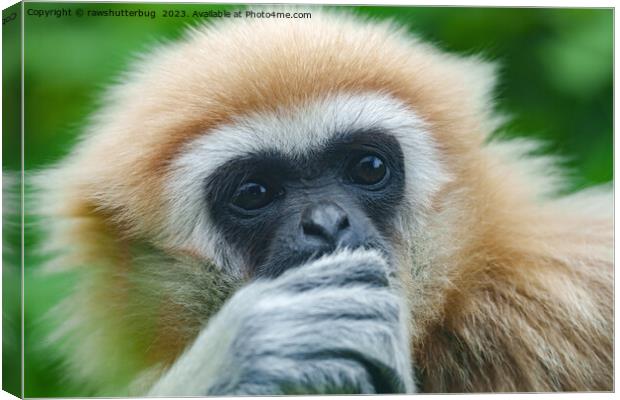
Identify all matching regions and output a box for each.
[13,3,611,396]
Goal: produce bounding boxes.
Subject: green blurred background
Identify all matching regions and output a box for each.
[3,2,613,397]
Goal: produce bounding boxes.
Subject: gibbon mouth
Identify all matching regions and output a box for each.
[254,240,390,279]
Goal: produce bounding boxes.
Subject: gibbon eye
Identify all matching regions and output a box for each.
[348,154,388,186]
[231,181,274,210]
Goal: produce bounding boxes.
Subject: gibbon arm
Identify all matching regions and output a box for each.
[148,249,416,396]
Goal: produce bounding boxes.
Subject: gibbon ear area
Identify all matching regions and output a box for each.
[205,130,407,279]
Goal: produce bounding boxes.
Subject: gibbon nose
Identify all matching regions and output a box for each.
[301,202,350,246]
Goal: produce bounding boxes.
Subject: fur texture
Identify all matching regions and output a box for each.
[148,249,415,395]
[35,9,612,394]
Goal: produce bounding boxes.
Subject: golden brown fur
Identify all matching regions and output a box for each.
[37,10,612,394]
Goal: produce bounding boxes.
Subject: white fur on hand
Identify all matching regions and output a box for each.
[148,248,416,396]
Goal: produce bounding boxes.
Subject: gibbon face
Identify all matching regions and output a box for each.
[204,128,404,279]
[38,9,612,395]
[169,93,443,280]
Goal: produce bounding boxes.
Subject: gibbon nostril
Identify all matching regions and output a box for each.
[302,219,326,238]
[301,202,350,244]
[338,216,350,231]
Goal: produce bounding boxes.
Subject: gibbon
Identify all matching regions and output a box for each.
[36,10,613,395]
